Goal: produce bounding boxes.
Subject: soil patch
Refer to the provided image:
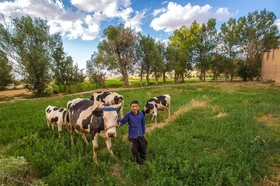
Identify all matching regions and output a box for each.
[0,89,31,97]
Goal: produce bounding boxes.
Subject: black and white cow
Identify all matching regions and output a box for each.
[68,98,122,164]
[45,105,69,138]
[142,94,171,124]
[66,98,90,144]
[67,98,84,109]
[90,91,124,118]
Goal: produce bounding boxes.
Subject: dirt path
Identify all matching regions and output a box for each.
[0,89,31,97]
[146,99,206,132]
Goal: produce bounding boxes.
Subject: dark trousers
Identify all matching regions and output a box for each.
[129,136,147,164]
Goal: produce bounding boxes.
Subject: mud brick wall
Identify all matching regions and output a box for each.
[262,47,280,84]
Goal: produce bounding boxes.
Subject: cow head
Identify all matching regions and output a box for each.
[113,95,124,104]
[143,101,156,115]
[102,103,122,138]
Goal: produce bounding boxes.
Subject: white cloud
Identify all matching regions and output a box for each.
[0,0,137,41]
[70,0,131,18]
[152,7,166,17]
[275,19,280,30]
[124,10,145,32]
[150,2,233,32]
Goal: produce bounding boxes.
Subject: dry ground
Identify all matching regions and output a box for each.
[0,89,31,97]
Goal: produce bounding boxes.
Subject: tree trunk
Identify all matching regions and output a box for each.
[120,64,130,86]
[163,71,166,84]
[154,71,158,85]
[140,71,143,86]
[174,71,178,83]
[230,73,234,81]
[180,71,184,82]
[145,72,150,85]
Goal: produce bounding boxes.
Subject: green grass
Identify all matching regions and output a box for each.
[0,82,280,185]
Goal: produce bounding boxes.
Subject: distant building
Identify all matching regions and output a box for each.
[261,46,280,84]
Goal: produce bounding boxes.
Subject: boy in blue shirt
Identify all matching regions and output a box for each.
[118,100,147,165]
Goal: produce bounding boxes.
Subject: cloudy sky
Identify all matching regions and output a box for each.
[0,0,279,69]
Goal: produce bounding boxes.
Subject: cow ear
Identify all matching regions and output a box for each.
[92,108,103,117]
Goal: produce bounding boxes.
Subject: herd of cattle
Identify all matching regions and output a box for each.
[45,91,171,163]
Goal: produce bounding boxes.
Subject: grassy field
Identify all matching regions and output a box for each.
[0,82,280,185]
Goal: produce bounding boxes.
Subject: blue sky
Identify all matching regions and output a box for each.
[0,0,279,70]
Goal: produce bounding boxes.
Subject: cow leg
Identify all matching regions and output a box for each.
[153,108,158,124]
[70,127,75,146]
[150,115,154,123]
[81,133,89,145]
[64,123,70,133]
[167,104,171,117]
[46,121,52,129]
[58,123,62,138]
[49,122,55,130]
[105,138,117,160]
[92,133,99,164]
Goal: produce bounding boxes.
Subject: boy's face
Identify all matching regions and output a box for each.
[131,103,139,114]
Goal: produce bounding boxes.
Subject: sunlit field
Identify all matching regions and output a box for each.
[0,82,280,185]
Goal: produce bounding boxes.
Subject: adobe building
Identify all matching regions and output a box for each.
[261,46,280,84]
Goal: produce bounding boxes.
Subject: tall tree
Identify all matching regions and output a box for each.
[0,16,60,95]
[86,52,108,88]
[169,22,202,82]
[0,50,13,89]
[153,41,165,85]
[237,9,279,81]
[98,25,137,86]
[166,45,179,81]
[51,35,75,91]
[136,35,158,85]
[70,63,85,84]
[219,18,240,81]
[135,33,145,86]
[194,19,218,81]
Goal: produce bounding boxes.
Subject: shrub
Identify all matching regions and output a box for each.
[0,156,28,185]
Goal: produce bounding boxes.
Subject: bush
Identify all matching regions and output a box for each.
[51,82,97,94]
[0,156,28,185]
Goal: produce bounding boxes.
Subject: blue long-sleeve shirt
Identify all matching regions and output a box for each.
[118,111,146,139]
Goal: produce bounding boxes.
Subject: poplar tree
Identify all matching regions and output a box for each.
[0,16,60,95]
[237,9,279,81]
[97,25,137,86]
[169,22,202,82]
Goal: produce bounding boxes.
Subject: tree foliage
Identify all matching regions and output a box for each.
[194,19,218,81]
[136,35,158,85]
[0,50,13,89]
[86,52,107,88]
[51,35,75,89]
[219,18,240,81]
[169,22,202,82]
[237,9,279,80]
[0,16,60,95]
[98,25,137,86]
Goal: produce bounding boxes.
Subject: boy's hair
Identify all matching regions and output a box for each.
[130,100,139,106]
